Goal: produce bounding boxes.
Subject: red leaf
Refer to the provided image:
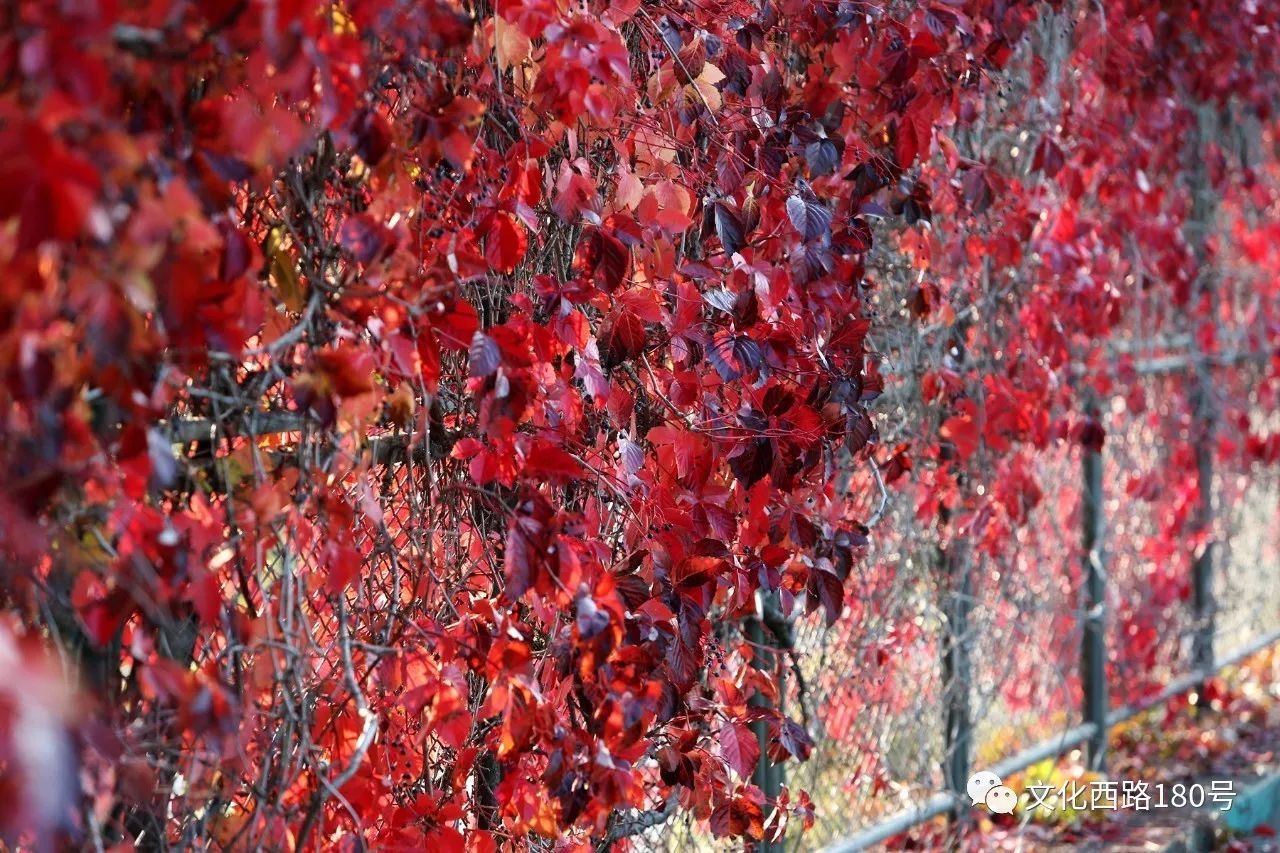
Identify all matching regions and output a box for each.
[573,226,628,292]
[961,168,994,213]
[424,826,466,853]
[72,576,132,648]
[615,287,663,322]
[416,328,442,388]
[553,161,599,223]
[713,201,746,255]
[939,414,980,459]
[315,344,377,397]
[709,331,762,381]
[785,185,832,241]
[1032,134,1065,177]
[728,437,773,487]
[710,794,764,840]
[846,410,874,454]
[186,569,222,626]
[484,211,527,274]
[338,214,395,264]
[469,449,518,487]
[468,331,501,377]
[775,716,814,761]
[719,720,760,779]
[504,502,548,600]
[810,564,844,626]
[522,442,584,484]
[325,543,362,594]
[648,425,706,479]
[431,298,479,350]
[637,180,695,233]
[829,318,871,357]
[673,555,725,591]
[598,308,646,368]
[451,437,484,460]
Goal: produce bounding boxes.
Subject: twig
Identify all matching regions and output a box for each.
[867,457,889,527]
[1132,347,1272,376]
[111,24,171,58]
[165,414,456,464]
[295,599,378,847]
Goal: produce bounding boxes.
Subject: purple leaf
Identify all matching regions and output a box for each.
[468,331,501,378]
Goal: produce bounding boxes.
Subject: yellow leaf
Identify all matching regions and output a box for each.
[634,124,677,168]
[615,163,643,210]
[692,76,723,111]
[493,15,531,71]
[265,227,305,312]
[330,3,358,35]
[699,62,726,86]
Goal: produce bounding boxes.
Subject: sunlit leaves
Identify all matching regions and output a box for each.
[416,94,484,172]
[637,180,695,233]
[523,440,585,484]
[710,794,764,840]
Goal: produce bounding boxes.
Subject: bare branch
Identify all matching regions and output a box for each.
[596,793,679,851]
[867,457,889,528]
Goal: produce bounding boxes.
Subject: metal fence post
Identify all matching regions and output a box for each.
[939,295,975,826]
[1184,104,1220,681]
[1191,377,1216,677]
[1080,396,1108,771]
[748,596,784,852]
[940,542,972,813]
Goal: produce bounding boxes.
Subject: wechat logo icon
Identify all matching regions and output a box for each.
[968,770,1017,815]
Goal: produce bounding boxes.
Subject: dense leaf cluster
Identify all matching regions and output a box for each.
[1,0,1278,850]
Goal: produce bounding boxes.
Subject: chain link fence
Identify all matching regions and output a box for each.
[785,353,1280,850]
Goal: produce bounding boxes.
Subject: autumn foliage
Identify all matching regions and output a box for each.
[1,0,1278,850]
